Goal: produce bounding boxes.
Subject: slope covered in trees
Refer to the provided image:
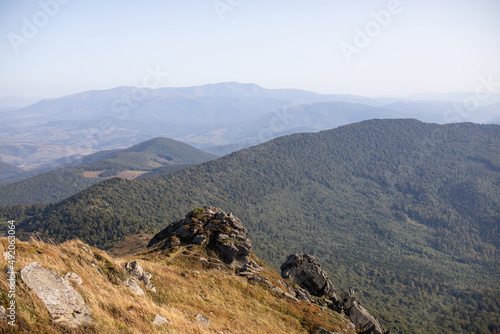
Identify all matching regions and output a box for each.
[2,119,499,333]
[0,137,217,206]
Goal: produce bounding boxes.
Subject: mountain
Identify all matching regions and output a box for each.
[0,137,217,206]
[0,162,28,183]
[4,119,499,333]
[6,82,498,168]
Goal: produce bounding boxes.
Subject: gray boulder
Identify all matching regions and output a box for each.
[124,277,145,296]
[153,314,172,326]
[125,260,156,292]
[20,262,92,328]
[281,254,337,300]
[340,289,389,334]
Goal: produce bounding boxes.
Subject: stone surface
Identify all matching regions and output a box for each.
[153,314,172,326]
[148,206,252,266]
[195,313,210,327]
[20,262,92,328]
[294,287,313,303]
[281,254,337,300]
[124,277,145,296]
[64,272,83,285]
[192,235,207,245]
[340,289,388,334]
[125,260,156,292]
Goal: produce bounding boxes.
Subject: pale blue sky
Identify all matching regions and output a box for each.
[1,0,499,99]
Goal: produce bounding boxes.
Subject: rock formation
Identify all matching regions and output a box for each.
[125,260,156,292]
[340,289,389,334]
[20,262,92,328]
[281,254,338,301]
[148,206,251,266]
[281,254,388,334]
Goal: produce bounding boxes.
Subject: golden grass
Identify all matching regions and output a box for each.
[0,238,354,333]
[82,171,105,178]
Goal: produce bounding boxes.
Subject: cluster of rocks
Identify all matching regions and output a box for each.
[148,206,252,267]
[124,260,157,295]
[11,207,389,332]
[281,254,341,308]
[15,248,165,329]
[148,206,388,333]
[341,289,388,334]
[281,253,389,334]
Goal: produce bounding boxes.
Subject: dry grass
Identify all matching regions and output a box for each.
[0,238,354,333]
[82,171,105,178]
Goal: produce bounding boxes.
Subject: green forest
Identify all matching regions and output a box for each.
[1,119,499,333]
[0,137,216,206]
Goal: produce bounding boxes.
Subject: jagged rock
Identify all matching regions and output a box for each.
[148,206,251,266]
[192,235,207,245]
[125,260,157,292]
[242,261,263,273]
[195,313,210,327]
[294,287,313,303]
[340,289,388,334]
[281,254,337,301]
[153,314,172,326]
[64,272,83,285]
[124,277,145,296]
[20,262,92,328]
[249,276,272,287]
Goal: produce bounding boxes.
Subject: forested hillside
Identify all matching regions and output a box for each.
[0,137,216,206]
[2,119,499,333]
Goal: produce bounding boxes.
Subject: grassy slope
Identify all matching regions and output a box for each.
[0,237,354,334]
[3,119,500,333]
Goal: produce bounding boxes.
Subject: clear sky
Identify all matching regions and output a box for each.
[0,0,499,99]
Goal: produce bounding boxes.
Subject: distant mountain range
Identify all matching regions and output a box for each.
[2,82,499,168]
[0,138,216,206]
[4,119,499,333]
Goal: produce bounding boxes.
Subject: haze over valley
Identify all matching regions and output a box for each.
[0,1,499,333]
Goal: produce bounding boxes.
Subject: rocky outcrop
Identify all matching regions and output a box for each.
[281,254,388,333]
[125,260,156,292]
[281,254,338,301]
[20,262,92,328]
[340,289,389,334]
[148,206,251,266]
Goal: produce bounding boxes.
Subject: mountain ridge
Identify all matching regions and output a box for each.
[0,137,217,206]
[3,119,499,333]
